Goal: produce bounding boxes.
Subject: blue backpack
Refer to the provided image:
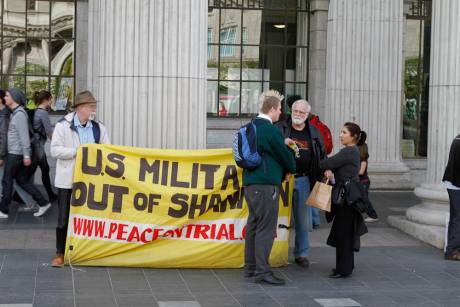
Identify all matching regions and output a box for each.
[232,120,262,169]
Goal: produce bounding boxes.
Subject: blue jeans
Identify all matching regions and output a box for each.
[292,176,312,258]
[309,206,320,226]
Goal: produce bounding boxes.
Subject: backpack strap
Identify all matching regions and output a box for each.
[91,121,101,144]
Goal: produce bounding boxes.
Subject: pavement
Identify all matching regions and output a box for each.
[0,190,459,307]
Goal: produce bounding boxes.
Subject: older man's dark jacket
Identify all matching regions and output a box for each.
[275,118,326,189]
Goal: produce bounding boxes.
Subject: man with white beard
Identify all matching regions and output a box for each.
[276,99,326,267]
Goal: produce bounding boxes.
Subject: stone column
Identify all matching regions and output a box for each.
[389,0,460,249]
[308,0,329,119]
[87,0,207,149]
[325,0,412,189]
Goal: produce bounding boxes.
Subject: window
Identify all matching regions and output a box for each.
[207,0,309,117]
[402,0,431,158]
[1,0,76,111]
[220,27,237,57]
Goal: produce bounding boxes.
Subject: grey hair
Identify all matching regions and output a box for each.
[292,99,311,112]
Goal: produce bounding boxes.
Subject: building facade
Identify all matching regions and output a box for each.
[1,0,459,248]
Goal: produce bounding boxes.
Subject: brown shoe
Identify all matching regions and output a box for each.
[51,253,64,267]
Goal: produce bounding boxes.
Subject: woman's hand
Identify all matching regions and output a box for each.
[324,169,334,180]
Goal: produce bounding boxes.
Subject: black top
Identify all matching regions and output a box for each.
[443,135,460,188]
[289,125,312,174]
[319,146,360,183]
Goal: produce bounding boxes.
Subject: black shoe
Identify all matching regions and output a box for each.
[329,272,350,279]
[255,273,285,285]
[244,271,255,277]
[294,257,310,268]
[313,224,320,229]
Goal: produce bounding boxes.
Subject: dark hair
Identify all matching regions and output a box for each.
[0,90,5,105]
[357,130,367,146]
[33,90,52,106]
[343,122,361,143]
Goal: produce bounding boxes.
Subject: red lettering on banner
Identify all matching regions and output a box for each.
[174,227,183,237]
[141,228,152,243]
[95,220,106,237]
[193,224,210,239]
[73,217,83,235]
[127,226,140,242]
[152,228,163,240]
[117,224,128,240]
[83,219,94,236]
[216,224,229,240]
[108,223,117,239]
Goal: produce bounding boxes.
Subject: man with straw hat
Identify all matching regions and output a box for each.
[50,90,110,267]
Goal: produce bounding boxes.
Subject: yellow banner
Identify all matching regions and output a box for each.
[65,144,293,268]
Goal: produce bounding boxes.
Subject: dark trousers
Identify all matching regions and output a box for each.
[0,154,48,214]
[332,205,356,276]
[446,189,460,256]
[56,188,72,254]
[29,148,56,201]
[362,181,378,219]
[244,184,279,277]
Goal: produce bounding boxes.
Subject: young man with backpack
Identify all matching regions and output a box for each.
[50,90,110,267]
[239,92,295,285]
[0,88,51,218]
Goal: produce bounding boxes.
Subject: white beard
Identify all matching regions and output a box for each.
[292,117,305,125]
[89,112,96,121]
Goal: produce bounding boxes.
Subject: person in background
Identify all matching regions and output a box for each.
[29,90,57,203]
[50,90,110,267]
[442,135,460,261]
[0,88,51,219]
[357,131,379,222]
[320,122,367,278]
[0,90,37,211]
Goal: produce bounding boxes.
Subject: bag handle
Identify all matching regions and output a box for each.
[321,177,329,185]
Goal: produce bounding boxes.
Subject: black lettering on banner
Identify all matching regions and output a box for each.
[87,183,109,211]
[71,182,87,206]
[208,194,222,212]
[148,194,161,213]
[105,153,126,178]
[221,165,240,190]
[200,164,220,189]
[110,185,129,213]
[170,162,189,188]
[169,194,189,218]
[190,163,199,188]
[81,147,102,175]
[138,159,160,183]
[161,161,169,186]
[279,181,290,207]
[133,193,148,211]
[188,194,208,219]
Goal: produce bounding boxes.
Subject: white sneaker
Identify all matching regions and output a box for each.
[364,217,379,223]
[0,211,8,219]
[34,203,52,217]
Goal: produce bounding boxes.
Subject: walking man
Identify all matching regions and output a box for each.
[0,88,51,218]
[276,99,325,267]
[50,91,110,267]
[243,92,296,285]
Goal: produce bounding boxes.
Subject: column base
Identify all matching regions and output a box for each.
[387,215,445,249]
[387,184,449,250]
[368,161,414,190]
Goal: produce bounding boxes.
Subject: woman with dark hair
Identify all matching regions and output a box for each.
[443,135,460,261]
[357,131,379,222]
[320,122,367,278]
[29,90,57,203]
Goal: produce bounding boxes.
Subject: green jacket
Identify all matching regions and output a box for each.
[243,117,296,186]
